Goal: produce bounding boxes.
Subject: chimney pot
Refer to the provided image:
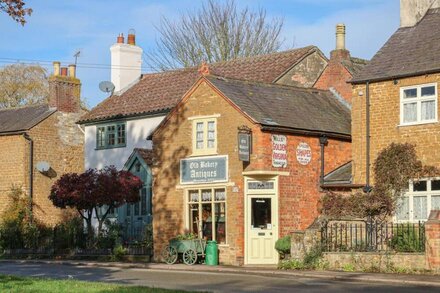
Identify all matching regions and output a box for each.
[127,29,136,45]
[53,61,61,76]
[336,23,346,50]
[68,64,76,78]
[60,67,68,76]
[117,33,124,44]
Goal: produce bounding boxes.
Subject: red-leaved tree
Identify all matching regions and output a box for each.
[1,0,32,25]
[49,167,143,244]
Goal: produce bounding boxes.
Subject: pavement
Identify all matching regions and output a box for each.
[1,259,439,288]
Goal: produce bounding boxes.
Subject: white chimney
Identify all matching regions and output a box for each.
[400,0,440,27]
[110,30,143,93]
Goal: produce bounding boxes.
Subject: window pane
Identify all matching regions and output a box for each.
[396,197,409,221]
[201,203,213,241]
[97,127,105,147]
[207,140,215,148]
[214,189,226,201]
[421,100,435,121]
[208,121,215,130]
[251,198,271,229]
[201,189,212,201]
[189,203,199,236]
[189,190,199,202]
[403,102,417,123]
[196,122,204,131]
[126,204,131,216]
[141,188,147,216]
[432,195,440,210]
[413,196,427,220]
[196,141,204,149]
[117,124,126,145]
[432,180,440,191]
[421,86,435,96]
[134,200,140,216]
[413,181,427,192]
[215,203,226,244]
[403,88,417,99]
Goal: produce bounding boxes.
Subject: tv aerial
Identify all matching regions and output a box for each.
[73,49,82,65]
[99,81,115,95]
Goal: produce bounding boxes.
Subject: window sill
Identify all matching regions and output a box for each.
[95,144,127,151]
[398,120,438,127]
[190,151,218,157]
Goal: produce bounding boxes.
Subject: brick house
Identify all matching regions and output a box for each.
[152,74,351,265]
[350,1,440,222]
[0,63,84,225]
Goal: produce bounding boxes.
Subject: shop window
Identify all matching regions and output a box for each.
[400,83,437,125]
[187,188,226,244]
[192,118,217,155]
[96,122,126,149]
[396,178,440,222]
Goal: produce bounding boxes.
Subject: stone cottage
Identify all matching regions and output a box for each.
[0,63,85,225]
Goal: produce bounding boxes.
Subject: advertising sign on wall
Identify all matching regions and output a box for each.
[180,156,228,184]
[296,142,312,165]
[238,133,251,162]
[272,134,287,168]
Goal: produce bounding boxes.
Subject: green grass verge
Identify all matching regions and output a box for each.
[0,274,198,293]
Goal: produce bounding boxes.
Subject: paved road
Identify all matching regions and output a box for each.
[0,262,436,292]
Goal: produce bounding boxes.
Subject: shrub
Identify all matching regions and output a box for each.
[111,244,127,261]
[174,233,197,240]
[96,220,123,249]
[275,236,291,258]
[390,224,424,252]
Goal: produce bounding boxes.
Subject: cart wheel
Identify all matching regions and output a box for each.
[161,246,178,264]
[183,249,197,265]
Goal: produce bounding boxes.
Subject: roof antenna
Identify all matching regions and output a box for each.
[74,50,82,65]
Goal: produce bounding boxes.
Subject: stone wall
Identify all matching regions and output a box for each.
[351,73,440,185]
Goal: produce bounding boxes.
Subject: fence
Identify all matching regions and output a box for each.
[321,220,425,253]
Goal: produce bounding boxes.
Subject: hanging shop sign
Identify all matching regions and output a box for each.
[272,134,287,168]
[238,133,251,162]
[296,142,312,165]
[180,155,228,184]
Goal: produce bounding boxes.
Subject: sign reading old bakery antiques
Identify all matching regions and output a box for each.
[272,134,287,168]
[180,156,228,184]
[296,142,312,165]
[238,133,251,162]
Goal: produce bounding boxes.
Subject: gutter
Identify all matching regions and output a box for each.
[260,126,351,141]
[319,135,328,186]
[321,183,365,189]
[350,68,440,85]
[23,133,34,223]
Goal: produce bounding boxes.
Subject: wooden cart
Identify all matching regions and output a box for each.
[161,238,207,265]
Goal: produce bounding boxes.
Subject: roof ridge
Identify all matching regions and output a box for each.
[0,103,49,113]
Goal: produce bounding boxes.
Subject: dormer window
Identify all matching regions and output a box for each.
[400,83,437,125]
[96,122,126,149]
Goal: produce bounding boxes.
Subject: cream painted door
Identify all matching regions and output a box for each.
[246,195,278,265]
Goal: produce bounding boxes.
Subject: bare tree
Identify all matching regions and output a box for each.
[0,0,32,25]
[0,64,49,109]
[146,0,284,71]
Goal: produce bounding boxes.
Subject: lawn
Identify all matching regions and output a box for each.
[0,274,199,293]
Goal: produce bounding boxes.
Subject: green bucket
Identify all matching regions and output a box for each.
[205,240,218,266]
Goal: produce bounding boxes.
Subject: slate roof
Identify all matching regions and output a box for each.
[0,104,56,134]
[206,76,351,136]
[343,57,368,75]
[322,161,352,185]
[78,46,319,124]
[351,8,440,83]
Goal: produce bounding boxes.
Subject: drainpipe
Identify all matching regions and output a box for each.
[319,135,328,186]
[365,81,371,192]
[23,133,33,223]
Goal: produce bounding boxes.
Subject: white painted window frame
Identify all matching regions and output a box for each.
[191,117,218,156]
[399,83,438,126]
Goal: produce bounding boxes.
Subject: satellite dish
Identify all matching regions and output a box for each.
[99,81,115,94]
[36,161,51,173]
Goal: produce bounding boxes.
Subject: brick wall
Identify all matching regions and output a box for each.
[314,49,354,103]
[0,135,27,216]
[153,80,351,265]
[351,73,440,185]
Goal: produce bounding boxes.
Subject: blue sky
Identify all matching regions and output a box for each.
[0,0,399,107]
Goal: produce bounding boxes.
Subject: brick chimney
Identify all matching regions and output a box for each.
[110,29,143,93]
[48,61,81,113]
[400,0,440,27]
[314,23,354,104]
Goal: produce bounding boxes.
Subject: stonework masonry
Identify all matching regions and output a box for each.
[153,81,351,265]
[351,73,440,185]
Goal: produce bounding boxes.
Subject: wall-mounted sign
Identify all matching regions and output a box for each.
[238,133,251,162]
[296,142,312,165]
[272,134,287,168]
[180,155,228,184]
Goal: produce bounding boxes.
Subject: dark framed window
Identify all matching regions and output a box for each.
[96,122,126,149]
